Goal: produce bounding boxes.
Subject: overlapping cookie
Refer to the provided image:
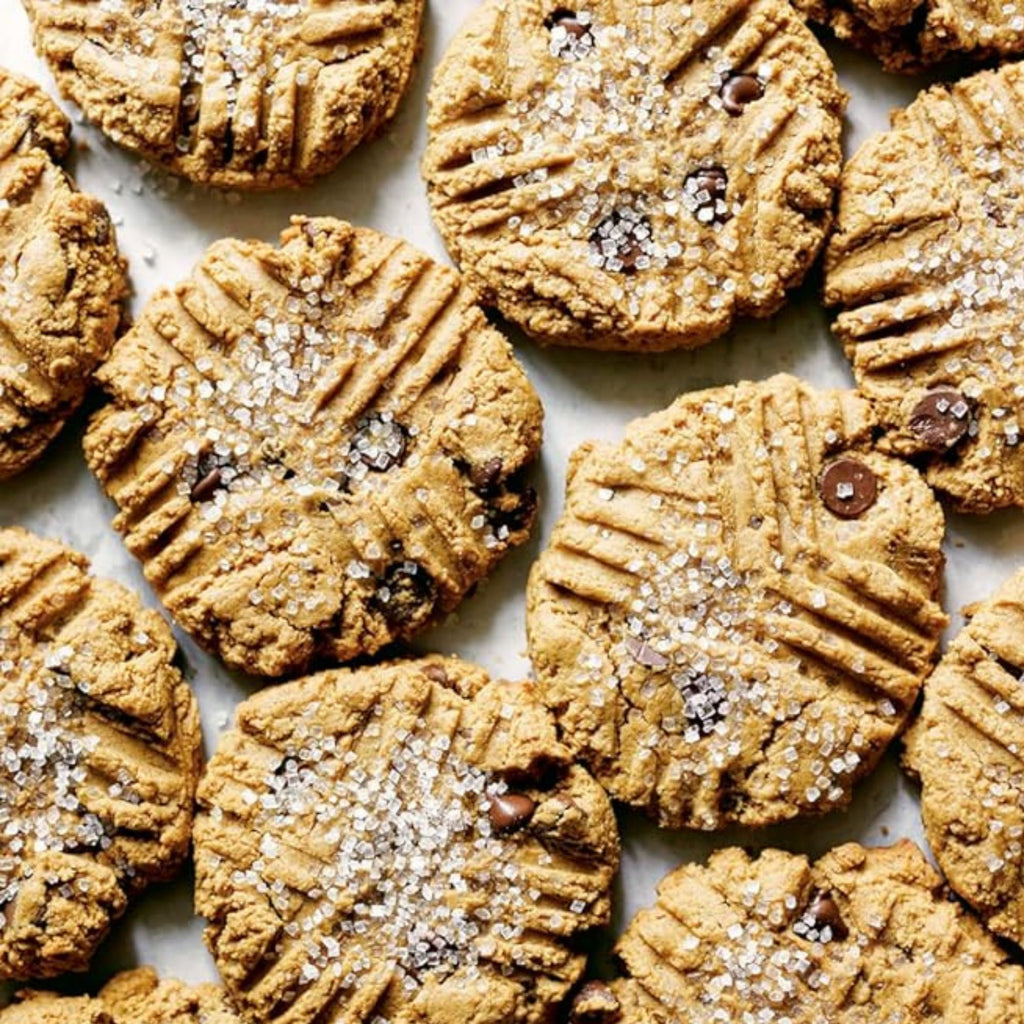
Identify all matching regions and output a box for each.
[528,374,947,829]
[194,656,619,1024]
[0,968,240,1024]
[84,218,542,677]
[22,0,425,188]
[424,0,845,351]
[0,528,200,979]
[795,0,1024,72]
[826,63,1024,513]
[905,568,1024,948]
[574,841,1024,1023]
[0,68,126,480]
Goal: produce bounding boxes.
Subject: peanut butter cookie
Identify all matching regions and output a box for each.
[83,218,542,678]
[424,0,845,351]
[0,68,126,480]
[194,656,620,1024]
[22,0,425,189]
[795,0,1024,72]
[572,841,1024,1024]
[826,63,1024,513]
[0,528,201,980]
[905,569,1024,948]
[527,374,947,829]
[0,968,240,1023]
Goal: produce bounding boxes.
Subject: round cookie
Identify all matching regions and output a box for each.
[194,655,620,1024]
[527,374,947,830]
[0,68,126,480]
[0,968,240,1024]
[423,0,845,352]
[904,569,1024,948]
[572,841,1024,1024]
[83,217,542,678]
[825,63,1024,514]
[794,0,1024,72]
[0,527,201,980]
[21,0,425,189]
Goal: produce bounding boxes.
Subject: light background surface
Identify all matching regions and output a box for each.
[0,0,1020,996]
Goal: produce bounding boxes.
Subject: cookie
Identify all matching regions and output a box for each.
[21,0,424,189]
[825,63,1024,514]
[904,569,1024,948]
[423,0,845,352]
[0,527,201,979]
[0,68,126,480]
[574,840,1024,1024]
[194,656,620,1024]
[0,968,240,1024]
[527,374,947,830]
[83,217,542,678]
[794,0,1024,72]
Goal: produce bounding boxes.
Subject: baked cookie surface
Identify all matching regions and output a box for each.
[905,569,1024,948]
[21,0,425,189]
[0,528,201,980]
[574,841,1024,1024]
[0,68,126,480]
[826,63,1024,513]
[794,0,1024,71]
[424,0,845,352]
[0,968,240,1023]
[194,656,620,1024]
[527,374,947,830]
[83,217,542,678]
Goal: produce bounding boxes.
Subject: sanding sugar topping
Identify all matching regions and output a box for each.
[222,710,538,989]
[175,0,305,144]
[0,634,124,918]
[470,10,778,306]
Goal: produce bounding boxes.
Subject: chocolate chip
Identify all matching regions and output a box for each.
[191,454,227,503]
[471,457,504,492]
[349,414,408,473]
[589,210,652,273]
[720,73,763,115]
[820,458,878,519]
[684,166,729,224]
[423,664,449,684]
[570,981,622,1024]
[909,388,971,451]
[487,482,538,538]
[544,9,593,56]
[798,891,849,942]
[488,793,536,833]
[372,561,437,629]
[626,636,669,669]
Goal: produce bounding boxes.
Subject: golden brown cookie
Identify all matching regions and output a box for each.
[826,63,1024,514]
[794,0,1024,72]
[0,968,240,1024]
[21,0,425,189]
[423,0,846,352]
[572,841,1024,1024]
[0,67,126,480]
[194,655,620,1024]
[83,217,542,678]
[527,374,947,830]
[904,569,1024,948]
[0,528,201,980]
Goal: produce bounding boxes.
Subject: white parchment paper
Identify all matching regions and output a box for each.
[1,0,1020,993]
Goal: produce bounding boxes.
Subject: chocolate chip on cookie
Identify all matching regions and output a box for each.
[820,458,879,518]
[720,72,764,115]
[909,388,971,452]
